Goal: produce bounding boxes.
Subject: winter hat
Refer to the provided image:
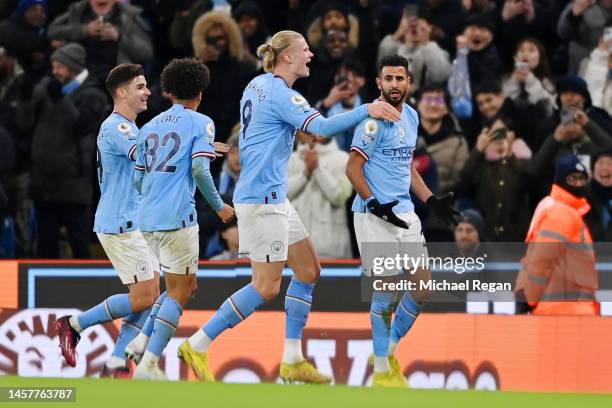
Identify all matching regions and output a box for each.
[464,14,496,33]
[231,0,263,20]
[554,154,588,184]
[556,74,590,101]
[16,0,46,17]
[457,209,486,241]
[51,43,86,73]
[592,146,612,170]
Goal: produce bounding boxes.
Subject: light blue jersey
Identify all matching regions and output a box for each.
[94,112,139,234]
[351,102,419,214]
[136,104,216,232]
[233,73,369,204]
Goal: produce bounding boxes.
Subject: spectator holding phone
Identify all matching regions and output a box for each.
[558,0,612,73]
[580,26,612,115]
[529,75,612,200]
[378,7,451,91]
[502,37,556,116]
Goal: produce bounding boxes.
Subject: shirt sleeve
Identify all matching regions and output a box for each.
[271,87,322,131]
[350,119,383,161]
[191,116,216,161]
[110,121,138,160]
[134,128,146,172]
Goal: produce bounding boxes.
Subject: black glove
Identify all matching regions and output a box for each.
[366,198,409,229]
[46,78,63,102]
[426,192,462,226]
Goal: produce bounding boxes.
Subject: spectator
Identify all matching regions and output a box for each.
[377,10,452,91]
[558,0,612,73]
[456,118,532,241]
[49,0,153,83]
[516,154,598,315]
[314,59,366,152]
[231,0,270,69]
[287,137,353,259]
[18,43,108,258]
[473,79,545,150]
[0,46,34,257]
[306,29,354,104]
[419,0,468,56]
[502,37,556,116]
[454,14,502,93]
[0,124,15,258]
[305,1,379,98]
[557,0,612,74]
[192,10,255,170]
[209,218,239,261]
[586,147,612,240]
[580,32,612,115]
[0,0,49,74]
[533,74,612,154]
[416,83,469,194]
[454,208,486,256]
[218,130,240,197]
[168,0,213,57]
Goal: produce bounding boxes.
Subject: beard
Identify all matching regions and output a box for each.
[381,87,406,108]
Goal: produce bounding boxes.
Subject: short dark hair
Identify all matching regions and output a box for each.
[106,64,144,98]
[416,83,451,106]
[473,79,502,97]
[377,54,410,76]
[161,58,210,100]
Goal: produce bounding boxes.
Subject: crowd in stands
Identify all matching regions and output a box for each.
[0,0,610,259]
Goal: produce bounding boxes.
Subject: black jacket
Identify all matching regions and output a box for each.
[22,73,108,204]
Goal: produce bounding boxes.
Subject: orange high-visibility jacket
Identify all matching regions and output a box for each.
[516,185,599,315]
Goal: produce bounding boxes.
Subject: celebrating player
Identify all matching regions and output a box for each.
[56,64,161,377]
[346,55,460,387]
[132,58,234,380]
[177,30,400,384]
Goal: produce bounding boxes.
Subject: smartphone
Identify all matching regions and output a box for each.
[515,60,530,70]
[561,108,575,124]
[403,4,418,18]
[336,74,349,90]
[604,27,612,43]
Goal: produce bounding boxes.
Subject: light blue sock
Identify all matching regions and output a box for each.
[141,291,168,337]
[371,292,394,357]
[391,291,420,344]
[111,308,151,359]
[285,278,314,339]
[147,297,182,357]
[77,294,132,330]
[203,283,264,340]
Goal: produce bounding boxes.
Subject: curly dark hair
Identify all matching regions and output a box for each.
[106,64,144,98]
[377,54,410,76]
[161,58,210,100]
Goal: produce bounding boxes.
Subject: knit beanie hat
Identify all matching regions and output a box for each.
[51,43,86,73]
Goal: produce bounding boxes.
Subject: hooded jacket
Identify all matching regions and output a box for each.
[516,185,598,315]
[287,139,353,258]
[192,11,255,174]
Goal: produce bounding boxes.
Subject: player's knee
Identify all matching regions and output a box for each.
[255,282,280,302]
[298,261,321,284]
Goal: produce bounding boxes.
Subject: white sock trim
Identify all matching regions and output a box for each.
[139,351,160,367]
[189,329,213,353]
[374,356,390,373]
[282,338,304,364]
[388,340,398,356]
[69,315,83,333]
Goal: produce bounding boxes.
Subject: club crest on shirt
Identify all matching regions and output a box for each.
[206,122,215,142]
[364,119,377,135]
[117,122,136,140]
[399,127,405,139]
[291,94,310,111]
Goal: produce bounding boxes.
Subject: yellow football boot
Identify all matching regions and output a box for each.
[279,360,332,384]
[177,340,215,382]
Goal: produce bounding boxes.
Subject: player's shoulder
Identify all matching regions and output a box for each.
[356,117,385,136]
[404,103,419,125]
[100,114,137,141]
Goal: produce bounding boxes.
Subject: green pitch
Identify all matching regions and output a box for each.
[1,376,611,408]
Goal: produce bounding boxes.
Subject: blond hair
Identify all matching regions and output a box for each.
[256,30,303,73]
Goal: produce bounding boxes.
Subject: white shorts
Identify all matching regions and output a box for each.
[97,230,157,285]
[142,225,199,275]
[354,211,428,276]
[235,200,309,262]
